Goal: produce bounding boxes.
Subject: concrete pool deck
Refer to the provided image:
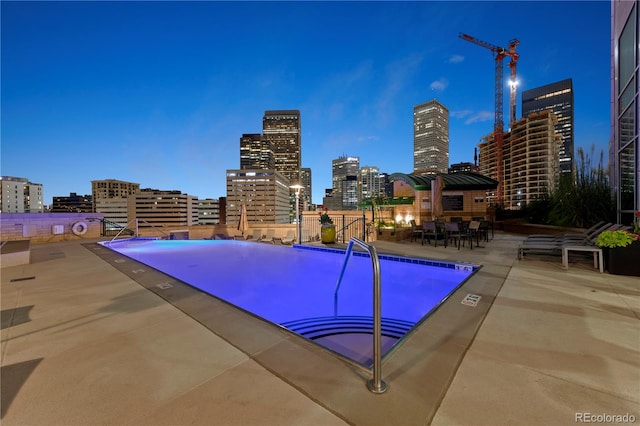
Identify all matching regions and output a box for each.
[1,232,638,425]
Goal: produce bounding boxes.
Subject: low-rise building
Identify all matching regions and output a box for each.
[198,198,221,225]
[128,189,198,229]
[51,193,93,213]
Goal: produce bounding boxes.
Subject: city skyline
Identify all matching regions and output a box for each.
[2,1,611,206]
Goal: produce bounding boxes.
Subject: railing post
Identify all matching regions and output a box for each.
[334,237,387,394]
[366,243,387,394]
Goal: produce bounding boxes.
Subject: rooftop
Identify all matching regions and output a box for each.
[1,233,638,425]
[390,172,499,191]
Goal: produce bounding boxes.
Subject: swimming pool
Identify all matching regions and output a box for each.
[101,239,479,366]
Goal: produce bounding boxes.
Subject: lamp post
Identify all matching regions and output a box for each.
[290,183,304,245]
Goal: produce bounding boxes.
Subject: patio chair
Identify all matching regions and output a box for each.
[466,220,482,248]
[280,230,296,245]
[478,220,490,242]
[421,221,442,246]
[444,221,467,250]
[410,220,422,243]
[258,229,276,243]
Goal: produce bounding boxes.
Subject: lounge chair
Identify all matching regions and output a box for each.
[258,229,276,243]
[280,230,296,245]
[245,229,262,242]
[523,221,610,243]
[521,224,623,251]
[517,225,623,260]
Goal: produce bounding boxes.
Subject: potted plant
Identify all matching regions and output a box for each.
[318,209,336,243]
[595,229,640,276]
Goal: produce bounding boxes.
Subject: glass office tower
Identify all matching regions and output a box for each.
[522,79,574,174]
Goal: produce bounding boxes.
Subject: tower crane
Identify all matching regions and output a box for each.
[459,33,519,206]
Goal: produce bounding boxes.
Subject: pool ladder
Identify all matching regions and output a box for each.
[335,237,387,394]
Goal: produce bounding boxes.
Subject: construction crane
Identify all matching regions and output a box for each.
[459,32,519,206]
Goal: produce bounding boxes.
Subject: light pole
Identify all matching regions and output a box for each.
[290,183,304,245]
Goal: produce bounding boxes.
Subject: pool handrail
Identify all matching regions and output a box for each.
[109,218,140,243]
[334,237,387,394]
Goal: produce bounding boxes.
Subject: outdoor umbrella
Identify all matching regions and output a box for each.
[237,204,249,237]
[431,175,445,220]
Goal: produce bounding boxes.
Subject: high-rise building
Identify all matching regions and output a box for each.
[479,110,562,209]
[521,79,574,174]
[52,193,93,213]
[331,156,360,209]
[91,179,140,228]
[300,167,312,209]
[612,2,640,226]
[240,133,274,170]
[226,169,290,224]
[359,166,384,201]
[413,99,449,173]
[262,110,301,183]
[0,176,44,213]
[378,172,394,198]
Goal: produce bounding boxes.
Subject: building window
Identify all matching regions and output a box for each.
[620,143,635,212]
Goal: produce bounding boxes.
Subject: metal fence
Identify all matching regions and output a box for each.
[300,213,375,243]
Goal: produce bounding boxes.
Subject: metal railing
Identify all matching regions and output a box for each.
[86,217,135,238]
[109,218,140,243]
[334,237,387,394]
[136,218,171,239]
[301,214,370,243]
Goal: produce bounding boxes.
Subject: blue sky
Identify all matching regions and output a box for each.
[2,1,611,206]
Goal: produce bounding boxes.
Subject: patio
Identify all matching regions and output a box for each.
[1,232,638,425]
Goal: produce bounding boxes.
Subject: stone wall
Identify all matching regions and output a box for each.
[0,213,298,244]
[0,213,104,244]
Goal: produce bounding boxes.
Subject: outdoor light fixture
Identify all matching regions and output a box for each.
[290,183,304,244]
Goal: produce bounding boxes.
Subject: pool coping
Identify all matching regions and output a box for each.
[86,241,509,425]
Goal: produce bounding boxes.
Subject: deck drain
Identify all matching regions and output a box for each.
[10,276,36,283]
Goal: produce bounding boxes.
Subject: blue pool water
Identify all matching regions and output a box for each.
[101,239,478,365]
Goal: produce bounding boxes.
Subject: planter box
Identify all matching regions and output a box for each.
[604,240,640,276]
[377,228,412,242]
